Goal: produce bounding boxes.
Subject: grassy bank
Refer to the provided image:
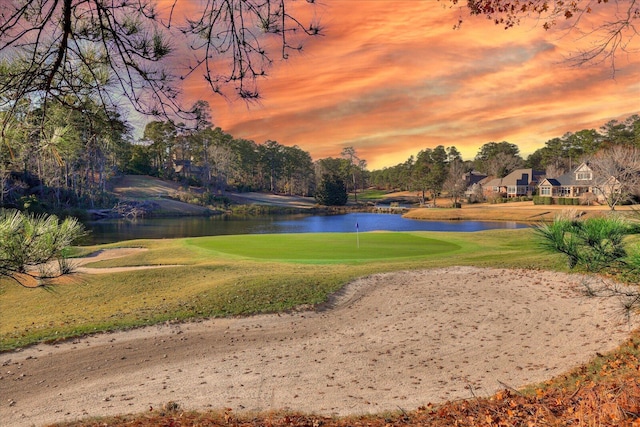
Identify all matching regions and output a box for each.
[403,202,633,222]
[0,229,562,351]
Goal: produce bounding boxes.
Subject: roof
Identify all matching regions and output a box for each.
[543,163,600,187]
[539,178,561,187]
[484,169,545,187]
[464,171,488,186]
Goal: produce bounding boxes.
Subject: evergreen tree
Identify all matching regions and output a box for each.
[0,210,85,288]
[315,174,348,206]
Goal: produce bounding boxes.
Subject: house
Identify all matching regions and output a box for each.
[464,171,488,187]
[173,159,204,180]
[463,171,488,201]
[538,162,619,201]
[483,169,545,198]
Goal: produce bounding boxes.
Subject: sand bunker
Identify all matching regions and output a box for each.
[1,266,637,427]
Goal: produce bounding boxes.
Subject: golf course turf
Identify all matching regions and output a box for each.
[2,228,556,351]
[185,232,461,263]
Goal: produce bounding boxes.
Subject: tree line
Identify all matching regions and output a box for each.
[0,0,637,213]
[0,97,372,211]
[370,115,640,196]
[1,95,638,212]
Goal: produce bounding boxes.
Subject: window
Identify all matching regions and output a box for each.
[540,187,551,195]
[576,171,592,180]
[560,186,572,196]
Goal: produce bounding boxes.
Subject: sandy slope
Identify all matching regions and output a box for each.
[1,263,637,427]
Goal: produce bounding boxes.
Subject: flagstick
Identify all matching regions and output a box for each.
[356,222,359,248]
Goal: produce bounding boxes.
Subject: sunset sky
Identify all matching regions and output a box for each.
[178,1,639,170]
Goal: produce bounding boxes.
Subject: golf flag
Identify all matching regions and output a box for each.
[356,222,359,248]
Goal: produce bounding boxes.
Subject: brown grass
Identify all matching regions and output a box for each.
[109,175,212,216]
[403,201,632,222]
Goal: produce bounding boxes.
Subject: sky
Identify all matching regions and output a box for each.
[176,0,640,170]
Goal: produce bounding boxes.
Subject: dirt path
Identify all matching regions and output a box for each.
[1,266,637,427]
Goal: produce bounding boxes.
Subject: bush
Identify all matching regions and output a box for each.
[315,174,348,206]
[0,210,86,287]
[542,197,552,205]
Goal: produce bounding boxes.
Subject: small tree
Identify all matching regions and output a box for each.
[0,210,85,288]
[589,145,640,210]
[444,158,467,208]
[315,174,348,206]
[341,147,361,203]
[468,183,485,204]
[535,215,640,319]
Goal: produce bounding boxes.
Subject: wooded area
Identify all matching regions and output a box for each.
[1,0,637,212]
[0,95,638,213]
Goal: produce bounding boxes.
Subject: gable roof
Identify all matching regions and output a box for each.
[464,171,488,186]
[539,178,560,187]
[539,162,621,188]
[484,169,545,187]
[551,170,579,186]
[574,162,592,173]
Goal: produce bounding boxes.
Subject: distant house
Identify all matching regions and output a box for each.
[173,159,203,180]
[483,169,545,198]
[538,162,619,201]
[463,171,488,200]
[464,171,488,187]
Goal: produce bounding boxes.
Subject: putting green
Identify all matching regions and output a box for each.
[186,232,460,263]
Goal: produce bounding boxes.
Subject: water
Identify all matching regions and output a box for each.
[82,213,527,245]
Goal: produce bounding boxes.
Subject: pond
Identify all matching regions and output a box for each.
[82,213,528,245]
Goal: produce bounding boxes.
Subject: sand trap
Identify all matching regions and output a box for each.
[1,266,637,427]
[67,248,181,274]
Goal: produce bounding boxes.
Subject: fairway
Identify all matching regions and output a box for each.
[186,232,460,262]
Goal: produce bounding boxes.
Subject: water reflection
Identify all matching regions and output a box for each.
[82,213,527,245]
[82,213,527,244]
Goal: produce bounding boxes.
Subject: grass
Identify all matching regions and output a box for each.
[404,202,636,222]
[0,228,559,351]
[353,189,392,202]
[4,227,640,427]
[186,232,460,262]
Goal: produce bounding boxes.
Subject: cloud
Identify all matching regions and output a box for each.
[178,0,639,169]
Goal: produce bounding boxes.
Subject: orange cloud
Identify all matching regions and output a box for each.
[176,0,639,169]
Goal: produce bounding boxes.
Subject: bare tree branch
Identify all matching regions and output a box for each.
[589,145,640,210]
[0,0,320,134]
[451,0,639,74]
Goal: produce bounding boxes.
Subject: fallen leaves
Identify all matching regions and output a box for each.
[51,377,640,427]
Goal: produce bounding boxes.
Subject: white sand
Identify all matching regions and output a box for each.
[1,263,637,427]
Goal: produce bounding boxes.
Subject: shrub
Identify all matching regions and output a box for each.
[314,174,348,206]
[0,210,85,287]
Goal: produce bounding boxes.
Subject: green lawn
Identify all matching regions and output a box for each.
[186,232,460,263]
[0,229,564,351]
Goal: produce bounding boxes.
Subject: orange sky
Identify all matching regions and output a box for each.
[176,1,639,170]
